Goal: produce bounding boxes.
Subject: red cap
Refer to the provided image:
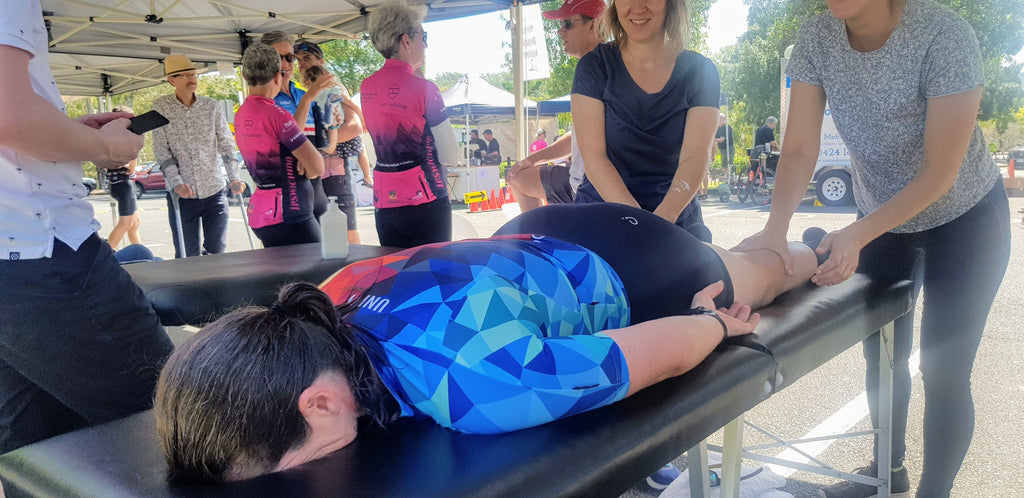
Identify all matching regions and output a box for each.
[542,0,606,20]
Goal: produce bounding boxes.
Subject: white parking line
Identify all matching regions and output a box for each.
[768,349,922,477]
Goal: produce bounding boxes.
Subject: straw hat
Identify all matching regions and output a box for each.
[163,54,197,76]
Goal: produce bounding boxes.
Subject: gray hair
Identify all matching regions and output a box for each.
[368,3,425,59]
[766,116,778,125]
[242,43,281,86]
[259,30,295,47]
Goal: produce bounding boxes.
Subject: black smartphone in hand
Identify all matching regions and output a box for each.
[127,110,170,134]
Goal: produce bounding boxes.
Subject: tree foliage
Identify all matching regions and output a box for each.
[320,38,385,94]
[715,0,1024,147]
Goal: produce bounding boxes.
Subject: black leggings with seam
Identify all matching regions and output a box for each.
[495,203,732,325]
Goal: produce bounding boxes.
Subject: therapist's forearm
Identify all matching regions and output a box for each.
[764,149,818,234]
[587,160,640,208]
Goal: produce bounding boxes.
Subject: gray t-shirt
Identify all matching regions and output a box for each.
[786,0,998,233]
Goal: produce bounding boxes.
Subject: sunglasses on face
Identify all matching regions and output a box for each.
[408,31,428,44]
[560,18,586,30]
[280,53,296,63]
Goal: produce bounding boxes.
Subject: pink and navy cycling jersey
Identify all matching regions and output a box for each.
[234,95,313,226]
[361,59,449,209]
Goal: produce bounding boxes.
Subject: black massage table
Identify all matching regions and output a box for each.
[0,254,914,497]
[123,242,402,326]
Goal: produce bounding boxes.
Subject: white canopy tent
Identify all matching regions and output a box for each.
[40,0,516,97]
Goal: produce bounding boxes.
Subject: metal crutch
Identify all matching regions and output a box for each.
[233,190,256,250]
[170,191,188,258]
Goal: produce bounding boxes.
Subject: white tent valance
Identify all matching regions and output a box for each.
[40,0,513,96]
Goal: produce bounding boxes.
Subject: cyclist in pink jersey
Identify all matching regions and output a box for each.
[361,3,460,248]
[235,43,324,248]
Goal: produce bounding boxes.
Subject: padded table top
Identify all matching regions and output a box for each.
[0,269,914,498]
[124,243,401,326]
[0,348,776,498]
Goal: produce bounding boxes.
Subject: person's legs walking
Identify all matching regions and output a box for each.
[167,193,202,258]
[200,188,229,255]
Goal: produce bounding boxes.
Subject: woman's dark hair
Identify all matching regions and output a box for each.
[154,282,397,482]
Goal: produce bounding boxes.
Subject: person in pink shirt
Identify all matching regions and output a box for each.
[361,2,460,248]
[529,129,548,154]
[234,43,324,248]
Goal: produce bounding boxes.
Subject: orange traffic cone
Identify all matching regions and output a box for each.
[494,189,504,208]
[486,192,496,211]
[506,187,516,203]
[1010,158,1016,179]
[469,200,480,212]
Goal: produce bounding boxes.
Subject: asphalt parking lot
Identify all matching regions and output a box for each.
[89,190,1024,497]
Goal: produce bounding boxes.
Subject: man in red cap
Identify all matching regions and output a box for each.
[506,0,605,212]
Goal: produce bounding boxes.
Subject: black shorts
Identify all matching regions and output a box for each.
[539,164,574,204]
[322,168,358,232]
[106,170,137,216]
[494,203,733,324]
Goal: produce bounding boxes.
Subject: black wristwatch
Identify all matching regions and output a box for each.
[682,306,728,344]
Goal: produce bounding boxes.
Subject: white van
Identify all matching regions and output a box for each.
[780,46,854,206]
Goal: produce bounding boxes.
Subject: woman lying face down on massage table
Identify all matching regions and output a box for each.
[155,203,820,482]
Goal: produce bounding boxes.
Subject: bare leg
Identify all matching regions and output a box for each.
[708,242,817,309]
[127,214,141,245]
[107,214,136,249]
[357,150,372,186]
[507,166,547,211]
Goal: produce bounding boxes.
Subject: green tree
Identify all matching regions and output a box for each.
[320,38,385,94]
[432,72,465,93]
[717,0,1024,140]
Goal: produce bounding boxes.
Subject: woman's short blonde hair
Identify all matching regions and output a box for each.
[367,2,426,59]
[602,0,690,54]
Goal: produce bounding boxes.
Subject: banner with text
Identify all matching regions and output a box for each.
[523,4,551,81]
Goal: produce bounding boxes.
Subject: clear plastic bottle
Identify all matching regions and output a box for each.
[320,196,349,259]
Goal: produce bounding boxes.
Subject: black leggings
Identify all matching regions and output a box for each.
[495,203,733,324]
[858,179,1009,496]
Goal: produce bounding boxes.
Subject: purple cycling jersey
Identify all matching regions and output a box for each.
[234,94,313,227]
[361,59,449,209]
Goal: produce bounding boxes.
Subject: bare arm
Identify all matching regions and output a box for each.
[603,281,758,396]
[732,81,826,272]
[431,119,461,167]
[652,106,719,223]
[293,140,325,179]
[572,93,641,208]
[507,132,573,179]
[811,87,982,285]
[336,101,363,143]
[0,46,142,169]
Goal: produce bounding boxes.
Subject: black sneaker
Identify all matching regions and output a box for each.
[802,227,830,266]
[818,461,910,498]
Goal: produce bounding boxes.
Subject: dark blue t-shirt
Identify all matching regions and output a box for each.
[572,43,720,217]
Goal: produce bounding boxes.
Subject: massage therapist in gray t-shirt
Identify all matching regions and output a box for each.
[734,1,1010,496]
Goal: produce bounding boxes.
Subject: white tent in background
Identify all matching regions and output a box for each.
[441,74,538,117]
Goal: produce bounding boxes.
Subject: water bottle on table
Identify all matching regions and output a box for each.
[320,196,349,259]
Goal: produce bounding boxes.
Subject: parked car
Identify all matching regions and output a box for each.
[82,177,98,194]
[132,162,167,199]
[1011,147,1024,170]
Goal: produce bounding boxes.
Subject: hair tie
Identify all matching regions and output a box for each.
[271,301,298,318]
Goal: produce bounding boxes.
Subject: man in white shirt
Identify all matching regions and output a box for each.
[152,54,244,258]
[0,2,173,452]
